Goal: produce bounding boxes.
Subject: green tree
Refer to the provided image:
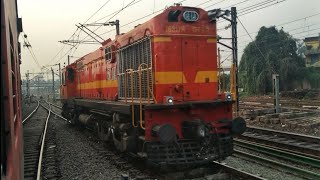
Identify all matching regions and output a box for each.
[239,26,305,94]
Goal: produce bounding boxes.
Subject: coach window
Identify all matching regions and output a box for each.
[105,46,112,61]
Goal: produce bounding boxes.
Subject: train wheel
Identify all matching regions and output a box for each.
[97,120,110,141]
[70,111,78,125]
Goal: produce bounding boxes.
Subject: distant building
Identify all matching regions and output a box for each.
[304,35,320,67]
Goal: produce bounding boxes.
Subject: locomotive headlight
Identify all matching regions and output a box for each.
[225,92,232,101]
[183,11,199,22]
[164,96,174,105]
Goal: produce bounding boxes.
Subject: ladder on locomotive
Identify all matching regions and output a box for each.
[124,63,156,130]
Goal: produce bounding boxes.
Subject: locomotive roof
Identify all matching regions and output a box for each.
[65,5,215,70]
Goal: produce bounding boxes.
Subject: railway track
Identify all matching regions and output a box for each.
[209,162,266,180]
[49,102,62,109]
[240,99,320,108]
[234,126,320,179]
[238,126,320,157]
[233,149,320,180]
[22,100,64,180]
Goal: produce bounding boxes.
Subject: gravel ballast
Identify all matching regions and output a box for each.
[52,117,153,179]
[22,101,37,119]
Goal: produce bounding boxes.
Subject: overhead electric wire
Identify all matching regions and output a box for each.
[236,33,319,64]
[45,29,81,66]
[277,12,320,27]
[84,0,113,24]
[238,21,320,39]
[222,0,251,9]
[98,0,190,37]
[91,0,144,24]
[25,47,41,69]
[23,40,41,68]
[221,31,317,67]
[236,31,320,63]
[196,0,215,8]
[237,17,268,63]
[221,53,233,64]
[238,26,320,48]
[238,0,286,17]
[54,0,144,64]
[237,23,320,45]
[22,33,53,72]
[238,0,276,13]
[216,0,287,31]
[204,0,227,9]
[48,0,114,66]
[98,0,212,38]
[80,0,139,41]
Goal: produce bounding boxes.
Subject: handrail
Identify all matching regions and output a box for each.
[138,63,151,130]
[126,69,137,127]
[124,70,127,103]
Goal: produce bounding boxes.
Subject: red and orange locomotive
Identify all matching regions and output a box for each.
[61,5,245,168]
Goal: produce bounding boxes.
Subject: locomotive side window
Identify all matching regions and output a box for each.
[62,71,66,85]
[105,46,112,61]
[67,68,75,82]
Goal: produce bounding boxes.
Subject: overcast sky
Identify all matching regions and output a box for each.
[17,0,320,78]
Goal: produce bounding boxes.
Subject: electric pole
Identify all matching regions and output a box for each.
[37,76,40,95]
[58,63,61,85]
[231,7,239,112]
[115,20,120,35]
[273,74,280,113]
[26,71,30,97]
[208,7,239,112]
[51,67,55,102]
[68,55,70,65]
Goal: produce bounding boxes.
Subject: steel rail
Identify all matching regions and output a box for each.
[240,126,320,156]
[36,103,51,180]
[43,101,70,123]
[241,99,320,106]
[234,150,320,180]
[234,139,320,168]
[49,102,62,109]
[246,126,320,142]
[22,100,40,124]
[213,161,266,180]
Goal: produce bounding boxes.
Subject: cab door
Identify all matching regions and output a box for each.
[181,37,199,101]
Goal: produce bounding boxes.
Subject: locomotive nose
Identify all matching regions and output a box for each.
[231,117,246,135]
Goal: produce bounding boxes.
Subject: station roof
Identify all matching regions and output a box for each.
[304,35,320,42]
